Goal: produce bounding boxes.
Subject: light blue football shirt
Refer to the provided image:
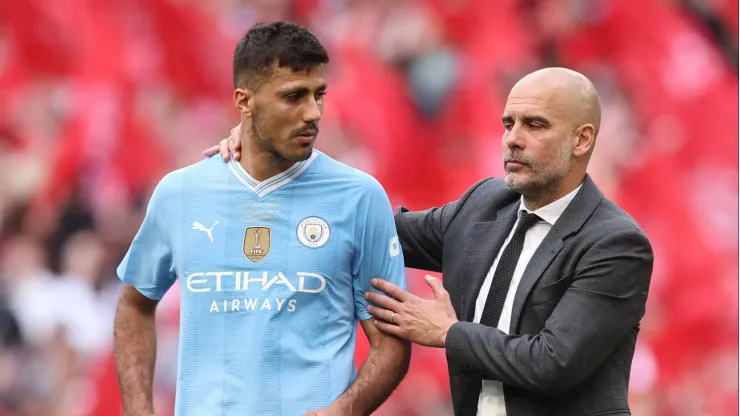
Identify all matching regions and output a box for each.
[117,150,406,416]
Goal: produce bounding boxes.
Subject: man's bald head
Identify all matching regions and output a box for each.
[501,67,602,208]
[511,67,602,138]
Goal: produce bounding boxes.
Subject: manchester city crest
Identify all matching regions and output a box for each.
[297,217,330,248]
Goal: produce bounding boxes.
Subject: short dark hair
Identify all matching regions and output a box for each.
[232,21,329,90]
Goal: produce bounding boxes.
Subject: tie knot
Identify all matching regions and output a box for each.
[516,211,541,233]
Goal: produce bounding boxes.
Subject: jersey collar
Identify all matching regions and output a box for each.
[228,150,318,198]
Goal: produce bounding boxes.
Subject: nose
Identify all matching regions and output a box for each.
[503,123,525,151]
[303,98,322,124]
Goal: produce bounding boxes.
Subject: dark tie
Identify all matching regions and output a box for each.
[479,211,542,328]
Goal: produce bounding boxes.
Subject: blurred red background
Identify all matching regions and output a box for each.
[0,0,737,415]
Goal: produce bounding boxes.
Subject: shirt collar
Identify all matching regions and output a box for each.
[518,184,582,226]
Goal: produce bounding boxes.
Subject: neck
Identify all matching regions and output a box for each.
[239,134,297,182]
[521,174,585,211]
[522,193,559,212]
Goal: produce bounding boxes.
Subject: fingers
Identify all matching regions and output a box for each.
[364,290,402,312]
[203,145,220,157]
[232,137,241,160]
[366,305,400,325]
[229,124,242,151]
[370,278,408,302]
[424,275,448,301]
[218,138,231,162]
[373,319,404,337]
[228,139,241,161]
[210,124,243,162]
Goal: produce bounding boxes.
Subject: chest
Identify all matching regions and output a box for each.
[173,192,356,297]
[443,218,575,328]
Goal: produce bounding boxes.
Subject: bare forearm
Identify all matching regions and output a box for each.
[335,338,410,416]
[114,302,158,416]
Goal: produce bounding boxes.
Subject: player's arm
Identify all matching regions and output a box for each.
[330,179,411,416]
[329,319,410,416]
[114,285,159,416]
[113,177,178,416]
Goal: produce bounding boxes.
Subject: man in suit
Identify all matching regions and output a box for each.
[206,67,653,416]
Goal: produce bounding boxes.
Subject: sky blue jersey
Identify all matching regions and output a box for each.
[117,150,406,416]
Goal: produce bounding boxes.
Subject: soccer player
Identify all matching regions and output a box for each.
[113,21,411,416]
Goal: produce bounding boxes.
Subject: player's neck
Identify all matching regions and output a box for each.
[239,149,296,182]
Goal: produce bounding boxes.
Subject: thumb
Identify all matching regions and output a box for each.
[425,275,446,300]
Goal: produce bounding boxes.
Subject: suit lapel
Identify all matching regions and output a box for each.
[509,175,604,331]
[508,232,564,332]
[460,202,519,322]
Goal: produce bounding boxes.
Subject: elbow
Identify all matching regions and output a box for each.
[525,341,585,396]
[531,359,587,396]
[535,374,579,396]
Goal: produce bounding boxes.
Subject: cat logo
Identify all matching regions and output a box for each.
[244,227,271,262]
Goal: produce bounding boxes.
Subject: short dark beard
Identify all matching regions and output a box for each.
[250,110,292,164]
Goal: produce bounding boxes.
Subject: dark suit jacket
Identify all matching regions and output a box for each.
[394,175,653,416]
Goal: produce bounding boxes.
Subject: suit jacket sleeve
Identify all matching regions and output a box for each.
[394,179,488,272]
[444,227,653,395]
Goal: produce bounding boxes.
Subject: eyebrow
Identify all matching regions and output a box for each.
[280,83,328,95]
[501,114,551,126]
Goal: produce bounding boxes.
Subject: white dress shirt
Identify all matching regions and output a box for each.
[474,185,581,416]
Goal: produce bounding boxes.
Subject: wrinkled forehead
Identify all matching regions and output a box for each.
[503,81,570,122]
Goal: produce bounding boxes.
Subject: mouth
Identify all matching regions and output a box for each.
[296,130,317,138]
[294,132,316,143]
[505,159,528,170]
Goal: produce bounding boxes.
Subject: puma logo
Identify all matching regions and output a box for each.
[192,221,219,243]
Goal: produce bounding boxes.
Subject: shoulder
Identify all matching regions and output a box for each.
[178,154,231,179]
[467,177,514,198]
[149,155,228,203]
[160,155,229,189]
[148,170,182,205]
[582,197,652,254]
[593,198,649,237]
[455,177,520,211]
[312,151,388,196]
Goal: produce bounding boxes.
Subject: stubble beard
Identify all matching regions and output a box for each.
[251,112,313,164]
[505,138,574,199]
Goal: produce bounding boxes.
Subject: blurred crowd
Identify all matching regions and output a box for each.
[0,0,737,415]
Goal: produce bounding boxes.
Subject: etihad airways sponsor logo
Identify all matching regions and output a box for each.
[184,271,326,314]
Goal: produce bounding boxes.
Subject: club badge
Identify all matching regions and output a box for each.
[297,217,330,248]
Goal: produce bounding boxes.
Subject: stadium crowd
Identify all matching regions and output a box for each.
[0,0,737,415]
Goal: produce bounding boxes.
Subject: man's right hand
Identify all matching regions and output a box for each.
[203,124,242,161]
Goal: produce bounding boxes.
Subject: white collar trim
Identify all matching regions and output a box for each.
[228,151,318,198]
